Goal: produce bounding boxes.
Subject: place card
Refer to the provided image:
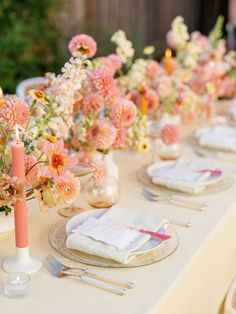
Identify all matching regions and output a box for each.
[72,218,140,250]
[153,168,201,182]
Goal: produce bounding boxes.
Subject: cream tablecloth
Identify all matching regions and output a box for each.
[1,134,236,314]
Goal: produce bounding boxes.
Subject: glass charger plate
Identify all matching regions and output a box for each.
[48,220,179,268]
[137,167,234,197]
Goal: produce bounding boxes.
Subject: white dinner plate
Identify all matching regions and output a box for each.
[147,160,223,188]
[66,209,166,257]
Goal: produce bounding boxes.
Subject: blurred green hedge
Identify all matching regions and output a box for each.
[0,0,64,93]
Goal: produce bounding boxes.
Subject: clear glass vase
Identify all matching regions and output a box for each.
[85,176,119,209]
[158,141,181,160]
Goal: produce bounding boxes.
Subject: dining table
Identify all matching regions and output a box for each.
[1,125,236,314]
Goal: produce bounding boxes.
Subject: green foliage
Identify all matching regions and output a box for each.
[0,205,12,216]
[208,15,224,48]
[0,0,64,93]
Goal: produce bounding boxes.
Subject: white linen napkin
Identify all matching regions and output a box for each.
[66,206,169,264]
[151,160,213,194]
[195,125,236,152]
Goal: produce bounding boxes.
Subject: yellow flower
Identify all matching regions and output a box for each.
[0,98,5,108]
[28,89,47,104]
[136,138,150,153]
[0,87,3,97]
[206,83,216,96]
[44,134,57,143]
[143,46,155,55]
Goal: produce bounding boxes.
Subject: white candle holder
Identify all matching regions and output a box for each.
[4,272,31,298]
[2,247,42,274]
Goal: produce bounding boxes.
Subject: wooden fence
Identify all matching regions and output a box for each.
[54,0,228,57]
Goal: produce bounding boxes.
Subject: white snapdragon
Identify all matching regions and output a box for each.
[171,16,189,48]
[46,57,87,137]
[111,30,134,64]
[127,59,147,90]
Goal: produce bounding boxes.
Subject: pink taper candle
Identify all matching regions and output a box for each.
[11,127,28,248]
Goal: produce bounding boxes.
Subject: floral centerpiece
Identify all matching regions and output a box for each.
[67,32,149,167]
[156,75,203,124]
[167,16,236,100]
[110,30,203,126]
[0,59,86,214]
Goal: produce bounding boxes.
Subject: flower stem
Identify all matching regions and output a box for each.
[22,100,36,141]
[25,160,46,176]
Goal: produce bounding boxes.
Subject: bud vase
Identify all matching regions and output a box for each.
[158,141,181,160]
[85,176,120,209]
[102,152,119,181]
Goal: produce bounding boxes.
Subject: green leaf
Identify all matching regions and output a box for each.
[0,205,12,216]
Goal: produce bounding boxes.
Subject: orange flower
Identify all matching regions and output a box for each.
[42,139,77,182]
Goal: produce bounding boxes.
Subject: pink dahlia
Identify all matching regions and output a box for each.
[82,93,104,116]
[126,90,140,107]
[146,60,161,80]
[87,119,117,150]
[188,75,206,95]
[99,58,116,76]
[0,95,29,130]
[161,124,179,145]
[25,155,39,185]
[110,98,137,128]
[68,34,97,58]
[107,54,122,72]
[104,88,121,110]
[143,87,159,114]
[99,55,121,76]
[157,76,172,97]
[89,68,115,96]
[55,172,80,205]
[91,160,108,185]
[42,139,78,182]
[113,127,127,149]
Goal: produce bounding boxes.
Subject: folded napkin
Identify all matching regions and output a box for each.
[195,125,236,152]
[151,160,214,194]
[66,206,168,264]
